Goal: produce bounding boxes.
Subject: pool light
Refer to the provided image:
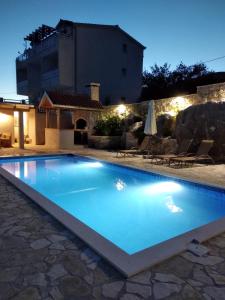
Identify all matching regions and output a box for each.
[144,181,182,195]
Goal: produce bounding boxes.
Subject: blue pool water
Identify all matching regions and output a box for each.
[1,154,225,255]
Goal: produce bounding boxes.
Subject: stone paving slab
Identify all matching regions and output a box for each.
[1,147,225,299]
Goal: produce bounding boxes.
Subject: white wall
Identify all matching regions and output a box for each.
[45,128,74,149]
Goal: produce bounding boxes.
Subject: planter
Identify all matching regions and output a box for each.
[88,135,122,149]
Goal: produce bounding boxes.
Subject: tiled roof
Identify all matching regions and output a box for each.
[47,91,103,109]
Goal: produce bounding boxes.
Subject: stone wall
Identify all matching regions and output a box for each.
[104,81,225,118]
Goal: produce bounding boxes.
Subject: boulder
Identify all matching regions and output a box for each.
[175,102,225,159]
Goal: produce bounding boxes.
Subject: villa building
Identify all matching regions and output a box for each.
[16,20,145,105]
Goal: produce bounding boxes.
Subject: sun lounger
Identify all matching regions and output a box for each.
[150,139,193,165]
[170,140,214,167]
[116,136,150,158]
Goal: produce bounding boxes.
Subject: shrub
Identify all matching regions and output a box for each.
[94,115,123,136]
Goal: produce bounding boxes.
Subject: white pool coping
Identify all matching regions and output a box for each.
[1,154,225,277]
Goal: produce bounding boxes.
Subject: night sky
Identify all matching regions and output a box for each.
[0,0,225,99]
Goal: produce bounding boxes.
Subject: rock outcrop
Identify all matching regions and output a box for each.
[175,102,225,159]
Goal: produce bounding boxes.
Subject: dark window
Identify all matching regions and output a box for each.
[76,118,87,130]
[122,68,127,77]
[123,43,127,53]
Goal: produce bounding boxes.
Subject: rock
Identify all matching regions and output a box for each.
[126,282,152,298]
[182,252,224,265]
[30,238,51,250]
[154,273,184,284]
[153,282,181,299]
[129,271,151,284]
[175,102,225,158]
[47,264,67,280]
[102,281,124,298]
[204,286,225,300]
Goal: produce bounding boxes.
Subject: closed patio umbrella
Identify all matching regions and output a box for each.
[144,100,157,158]
[144,100,157,135]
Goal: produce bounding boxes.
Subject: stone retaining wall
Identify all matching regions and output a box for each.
[103,81,225,118]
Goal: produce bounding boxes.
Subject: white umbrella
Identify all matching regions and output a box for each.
[144,100,157,135]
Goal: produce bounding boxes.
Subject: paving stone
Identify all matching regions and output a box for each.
[204,286,225,300]
[84,273,94,285]
[24,272,47,287]
[126,282,152,298]
[153,282,181,299]
[49,243,65,250]
[181,284,202,299]
[48,234,67,243]
[209,237,225,248]
[187,279,204,287]
[11,287,41,300]
[209,273,225,285]
[47,264,68,280]
[0,267,21,282]
[49,286,64,300]
[102,281,124,298]
[193,266,214,285]
[182,252,224,265]
[120,294,141,300]
[129,271,151,284]
[30,238,51,250]
[59,276,91,297]
[152,256,194,278]
[81,248,101,265]
[154,272,184,284]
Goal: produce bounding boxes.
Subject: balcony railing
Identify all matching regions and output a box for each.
[16,34,58,62]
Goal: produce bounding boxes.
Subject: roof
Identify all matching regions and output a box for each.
[56,19,146,49]
[39,91,103,110]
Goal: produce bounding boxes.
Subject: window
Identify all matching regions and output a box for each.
[122,68,127,77]
[123,43,127,53]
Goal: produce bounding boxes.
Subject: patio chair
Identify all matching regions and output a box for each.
[0,132,12,147]
[170,140,214,167]
[116,136,150,158]
[150,138,193,165]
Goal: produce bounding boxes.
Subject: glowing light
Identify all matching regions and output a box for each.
[165,97,191,117]
[115,179,126,191]
[77,162,103,168]
[166,196,183,213]
[0,112,10,123]
[116,104,127,116]
[144,181,182,195]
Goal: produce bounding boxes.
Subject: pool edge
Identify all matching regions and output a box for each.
[1,154,225,277]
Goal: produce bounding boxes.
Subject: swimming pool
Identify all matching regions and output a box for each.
[1,154,225,276]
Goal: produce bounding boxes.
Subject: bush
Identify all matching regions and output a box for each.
[93,115,123,136]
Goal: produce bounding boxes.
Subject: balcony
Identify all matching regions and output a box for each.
[17,80,28,95]
[16,34,58,62]
[41,69,59,89]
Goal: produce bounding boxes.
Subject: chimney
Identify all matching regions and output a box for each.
[86,83,100,101]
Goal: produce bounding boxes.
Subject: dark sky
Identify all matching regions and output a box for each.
[1,0,225,99]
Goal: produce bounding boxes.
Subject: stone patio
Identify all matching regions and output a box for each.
[1,146,225,299]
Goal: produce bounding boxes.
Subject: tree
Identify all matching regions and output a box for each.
[140,62,222,101]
